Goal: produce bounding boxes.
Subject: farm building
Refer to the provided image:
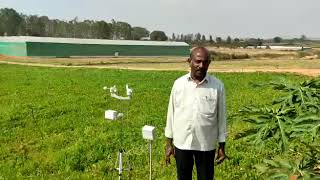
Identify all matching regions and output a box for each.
[0,36,190,57]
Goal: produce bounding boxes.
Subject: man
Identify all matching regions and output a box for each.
[165,47,227,180]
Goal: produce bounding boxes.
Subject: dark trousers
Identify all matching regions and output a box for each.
[175,147,216,180]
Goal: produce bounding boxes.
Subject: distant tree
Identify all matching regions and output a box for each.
[131,26,149,40]
[273,36,282,43]
[201,35,206,42]
[118,21,132,39]
[39,16,50,36]
[226,36,232,44]
[185,34,193,43]
[300,34,307,42]
[111,20,132,40]
[183,35,187,42]
[68,17,79,38]
[216,37,222,43]
[171,33,176,41]
[234,38,240,43]
[74,20,93,38]
[209,35,214,43]
[17,14,27,35]
[189,33,194,41]
[195,33,201,41]
[179,34,184,41]
[110,19,118,39]
[57,20,71,37]
[175,34,180,41]
[150,30,168,41]
[0,8,23,36]
[26,15,42,36]
[257,38,263,46]
[246,38,264,46]
[92,21,112,39]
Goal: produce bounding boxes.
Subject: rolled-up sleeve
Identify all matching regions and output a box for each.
[218,83,227,142]
[165,87,175,138]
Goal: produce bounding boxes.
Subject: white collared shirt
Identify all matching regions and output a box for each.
[165,73,227,151]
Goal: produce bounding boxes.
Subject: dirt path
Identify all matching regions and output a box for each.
[1,60,319,77]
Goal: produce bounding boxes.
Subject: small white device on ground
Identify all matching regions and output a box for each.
[142,125,156,180]
[105,110,124,120]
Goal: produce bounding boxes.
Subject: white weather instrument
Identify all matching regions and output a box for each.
[142,125,156,180]
[103,84,133,180]
[103,84,132,100]
[104,84,156,180]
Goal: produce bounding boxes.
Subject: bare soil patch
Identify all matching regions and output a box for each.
[0,55,319,77]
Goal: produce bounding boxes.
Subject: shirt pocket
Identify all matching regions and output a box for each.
[198,95,217,115]
[198,113,217,126]
[198,96,217,127]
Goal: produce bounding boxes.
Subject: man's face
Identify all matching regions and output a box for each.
[190,49,210,80]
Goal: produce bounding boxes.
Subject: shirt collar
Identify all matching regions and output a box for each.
[187,72,209,85]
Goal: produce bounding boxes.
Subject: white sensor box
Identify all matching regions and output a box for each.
[142,125,156,140]
[105,110,118,120]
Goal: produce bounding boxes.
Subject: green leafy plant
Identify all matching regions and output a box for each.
[255,143,320,180]
[258,78,320,112]
[255,157,319,180]
[236,106,296,151]
[237,78,320,179]
[236,107,320,151]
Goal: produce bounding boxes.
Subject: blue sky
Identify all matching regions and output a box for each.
[0,0,319,39]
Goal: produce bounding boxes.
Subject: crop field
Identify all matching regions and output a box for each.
[2,63,318,179]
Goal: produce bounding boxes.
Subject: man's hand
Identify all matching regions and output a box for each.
[215,142,226,165]
[165,138,175,165]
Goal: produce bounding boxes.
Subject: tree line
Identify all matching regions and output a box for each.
[0,8,310,46]
[170,33,310,48]
[0,8,167,41]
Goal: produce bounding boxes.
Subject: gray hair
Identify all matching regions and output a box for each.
[189,47,212,62]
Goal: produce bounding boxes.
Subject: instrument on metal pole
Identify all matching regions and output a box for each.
[142,125,156,180]
[104,84,156,179]
[104,84,133,180]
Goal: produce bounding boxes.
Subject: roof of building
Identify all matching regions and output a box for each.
[0,36,189,46]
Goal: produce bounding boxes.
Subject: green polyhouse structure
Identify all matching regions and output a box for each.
[0,36,190,57]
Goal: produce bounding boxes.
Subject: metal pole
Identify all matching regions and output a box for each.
[119,151,123,180]
[149,140,152,180]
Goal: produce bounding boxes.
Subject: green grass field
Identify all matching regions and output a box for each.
[0,64,308,179]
